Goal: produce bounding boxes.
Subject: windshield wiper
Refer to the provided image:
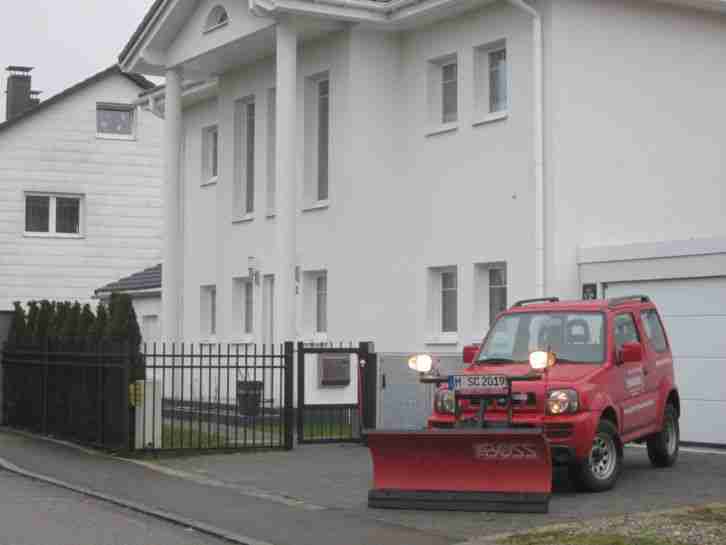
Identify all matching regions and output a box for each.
[475,357,516,364]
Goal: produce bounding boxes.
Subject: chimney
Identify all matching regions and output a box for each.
[5,66,37,120]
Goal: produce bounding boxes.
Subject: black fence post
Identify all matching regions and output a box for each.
[41,337,49,435]
[362,341,377,432]
[122,341,132,452]
[283,341,294,450]
[296,342,305,443]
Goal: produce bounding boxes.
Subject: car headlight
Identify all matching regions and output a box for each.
[547,389,579,415]
[434,389,456,414]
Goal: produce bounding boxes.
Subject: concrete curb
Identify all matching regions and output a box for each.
[0,454,276,545]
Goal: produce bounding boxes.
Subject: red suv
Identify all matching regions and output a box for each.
[427,295,681,491]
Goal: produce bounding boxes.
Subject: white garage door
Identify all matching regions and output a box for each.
[605,277,726,445]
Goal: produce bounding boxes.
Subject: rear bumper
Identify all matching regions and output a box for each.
[369,489,549,513]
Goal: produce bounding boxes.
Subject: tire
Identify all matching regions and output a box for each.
[647,404,679,468]
[569,419,623,492]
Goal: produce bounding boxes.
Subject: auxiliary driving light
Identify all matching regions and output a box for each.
[408,354,433,373]
[529,350,555,371]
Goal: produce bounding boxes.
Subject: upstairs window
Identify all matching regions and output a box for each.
[317,80,329,201]
[97,103,135,138]
[426,53,458,131]
[474,41,509,122]
[304,73,331,207]
[441,62,458,124]
[234,98,255,216]
[202,125,219,184]
[205,5,229,32]
[488,48,508,113]
[441,269,458,333]
[25,193,82,236]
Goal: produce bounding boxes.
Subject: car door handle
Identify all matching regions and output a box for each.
[643,367,649,376]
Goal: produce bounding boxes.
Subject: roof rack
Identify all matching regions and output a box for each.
[512,297,560,307]
[607,295,651,308]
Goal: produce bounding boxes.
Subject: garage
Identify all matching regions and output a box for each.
[604,277,726,446]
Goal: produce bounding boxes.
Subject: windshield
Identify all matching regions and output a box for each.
[477,312,606,364]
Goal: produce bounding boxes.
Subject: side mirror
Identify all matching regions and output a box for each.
[619,341,643,365]
[462,344,479,365]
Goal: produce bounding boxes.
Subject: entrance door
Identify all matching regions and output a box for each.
[262,275,275,346]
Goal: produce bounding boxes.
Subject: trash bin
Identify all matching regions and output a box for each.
[236,380,263,416]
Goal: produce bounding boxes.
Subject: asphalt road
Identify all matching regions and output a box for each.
[0,469,230,545]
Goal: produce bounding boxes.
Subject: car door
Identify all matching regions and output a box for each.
[613,312,655,434]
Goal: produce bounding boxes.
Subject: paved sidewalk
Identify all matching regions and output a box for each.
[0,430,452,545]
[2,428,726,545]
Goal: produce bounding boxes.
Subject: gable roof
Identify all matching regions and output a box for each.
[0,65,154,135]
[120,0,166,65]
[95,264,162,296]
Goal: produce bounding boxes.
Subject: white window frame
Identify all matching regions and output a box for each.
[426,53,459,136]
[425,266,459,344]
[96,102,136,140]
[266,87,276,217]
[233,98,255,220]
[202,125,219,186]
[473,40,509,126]
[24,192,84,238]
[233,276,255,342]
[303,72,331,210]
[302,269,328,340]
[472,262,508,340]
[200,285,217,339]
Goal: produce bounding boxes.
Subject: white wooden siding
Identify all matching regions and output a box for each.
[0,73,163,309]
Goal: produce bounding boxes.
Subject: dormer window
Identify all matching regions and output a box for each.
[205,5,229,32]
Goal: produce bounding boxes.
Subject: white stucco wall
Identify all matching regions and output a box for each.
[0,73,164,310]
[546,0,726,297]
[175,2,537,354]
[172,0,726,355]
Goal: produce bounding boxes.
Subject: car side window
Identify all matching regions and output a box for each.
[640,310,668,353]
[614,313,639,351]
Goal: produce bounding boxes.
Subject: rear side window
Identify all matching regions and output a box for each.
[614,313,639,351]
[640,310,668,353]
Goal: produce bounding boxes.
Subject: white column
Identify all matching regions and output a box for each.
[162,68,183,341]
[275,21,298,342]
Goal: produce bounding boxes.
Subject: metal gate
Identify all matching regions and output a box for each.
[297,342,376,444]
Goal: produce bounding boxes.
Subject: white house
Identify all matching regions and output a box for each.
[119,0,726,444]
[0,65,164,310]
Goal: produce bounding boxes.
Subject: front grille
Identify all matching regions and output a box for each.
[467,393,536,409]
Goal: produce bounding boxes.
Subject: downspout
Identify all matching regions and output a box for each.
[506,0,545,297]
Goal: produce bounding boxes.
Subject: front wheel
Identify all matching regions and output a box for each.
[647,404,679,468]
[569,419,623,492]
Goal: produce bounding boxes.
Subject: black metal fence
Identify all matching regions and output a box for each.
[138,341,294,452]
[1,338,376,452]
[1,339,131,449]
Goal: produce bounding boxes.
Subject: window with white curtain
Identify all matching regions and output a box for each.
[441,269,458,333]
[200,285,217,337]
[474,41,508,120]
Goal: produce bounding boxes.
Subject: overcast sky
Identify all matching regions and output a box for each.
[1,0,159,120]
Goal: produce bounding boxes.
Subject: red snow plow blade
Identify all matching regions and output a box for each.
[367,428,552,513]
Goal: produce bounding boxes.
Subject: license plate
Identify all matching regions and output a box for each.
[448,374,509,395]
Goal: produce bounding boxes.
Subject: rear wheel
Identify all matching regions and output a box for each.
[647,404,679,468]
[569,420,622,492]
